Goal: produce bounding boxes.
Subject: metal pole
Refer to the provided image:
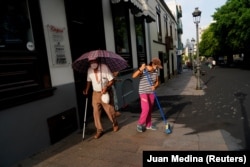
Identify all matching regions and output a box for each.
[189,49,192,70]
[196,22,201,90]
[192,48,195,75]
[191,38,195,75]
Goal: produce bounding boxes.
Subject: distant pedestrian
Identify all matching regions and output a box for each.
[187,62,192,70]
[212,60,216,69]
[132,58,162,132]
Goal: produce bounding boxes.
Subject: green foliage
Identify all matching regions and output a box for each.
[199,26,219,58]
[212,0,250,54]
[199,0,250,65]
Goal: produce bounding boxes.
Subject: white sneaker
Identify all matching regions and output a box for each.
[146,126,157,130]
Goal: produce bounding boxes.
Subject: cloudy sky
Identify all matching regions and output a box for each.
[174,0,227,44]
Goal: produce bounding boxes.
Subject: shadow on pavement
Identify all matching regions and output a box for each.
[234,92,250,150]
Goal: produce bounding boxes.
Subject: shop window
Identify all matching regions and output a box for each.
[0,0,34,50]
[134,16,147,67]
[114,15,130,54]
[156,5,162,42]
[0,0,54,110]
[164,14,168,37]
[111,4,132,70]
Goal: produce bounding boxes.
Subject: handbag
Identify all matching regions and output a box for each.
[101,92,110,104]
[99,64,110,104]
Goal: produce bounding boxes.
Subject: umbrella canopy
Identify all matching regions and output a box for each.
[72,50,128,73]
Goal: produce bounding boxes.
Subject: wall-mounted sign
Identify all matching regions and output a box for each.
[47,25,69,66]
[26,42,35,51]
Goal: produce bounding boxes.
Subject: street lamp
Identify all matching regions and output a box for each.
[191,38,195,74]
[192,7,202,90]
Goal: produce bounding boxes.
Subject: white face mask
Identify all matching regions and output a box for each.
[90,63,98,69]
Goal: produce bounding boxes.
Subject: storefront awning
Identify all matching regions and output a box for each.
[111,0,144,14]
[111,0,156,23]
[135,0,156,23]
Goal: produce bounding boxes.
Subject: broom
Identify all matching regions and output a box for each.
[144,69,172,134]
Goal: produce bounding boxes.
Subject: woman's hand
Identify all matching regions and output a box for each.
[132,63,146,78]
[139,63,146,72]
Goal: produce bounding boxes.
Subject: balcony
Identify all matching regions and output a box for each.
[177,23,183,34]
[177,5,182,18]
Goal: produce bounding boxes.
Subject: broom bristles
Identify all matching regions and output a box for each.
[165,124,172,134]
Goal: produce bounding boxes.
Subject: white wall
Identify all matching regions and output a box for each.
[164,0,177,21]
[102,0,116,52]
[147,0,178,76]
[39,0,74,86]
[148,0,169,78]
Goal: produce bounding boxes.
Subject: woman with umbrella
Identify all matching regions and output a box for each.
[82,57,119,139]
[73,50,128,139]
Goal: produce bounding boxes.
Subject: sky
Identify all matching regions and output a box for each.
[174,0,227,45]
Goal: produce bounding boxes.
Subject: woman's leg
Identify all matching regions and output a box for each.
[138,94,150,126]
[145,94,155,127]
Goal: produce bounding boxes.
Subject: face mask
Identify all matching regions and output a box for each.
[90,63,98,69]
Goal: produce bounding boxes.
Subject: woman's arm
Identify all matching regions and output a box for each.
[132,63,146,78]
[152,76,159,90]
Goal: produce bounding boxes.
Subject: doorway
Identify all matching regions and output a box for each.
[158,52,165,83]
[64,0,106,127]
[134,17,147,67]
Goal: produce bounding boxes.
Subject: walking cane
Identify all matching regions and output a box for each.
[82,97,88,139]
[144,69,172,134]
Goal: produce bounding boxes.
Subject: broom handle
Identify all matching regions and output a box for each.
[144,69,167,124]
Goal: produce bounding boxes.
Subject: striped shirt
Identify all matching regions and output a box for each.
[138,70,158,94]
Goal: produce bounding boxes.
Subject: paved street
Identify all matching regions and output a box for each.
[160,65,250,150]
[199,65,250,149]
[12,66,250,167]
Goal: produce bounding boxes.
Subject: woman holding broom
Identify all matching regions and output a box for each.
[132,58,162,132]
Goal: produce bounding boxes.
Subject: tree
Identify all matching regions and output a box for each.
[212,0,250,66]
[199,25,219,59]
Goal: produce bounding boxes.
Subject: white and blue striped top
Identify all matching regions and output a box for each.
[138,70,158,94]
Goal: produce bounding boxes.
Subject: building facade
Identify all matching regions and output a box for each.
[165,0,183,73]
[0,0,179,166]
